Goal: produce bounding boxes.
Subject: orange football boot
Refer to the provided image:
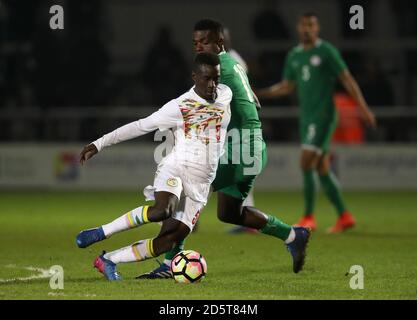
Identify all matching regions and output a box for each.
[294,215,317,231]
[326,212,356,234]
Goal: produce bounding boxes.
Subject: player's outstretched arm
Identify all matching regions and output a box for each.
[79,100,181,166]
[255,80,296,100]
[79,117,160,166]
[339,70,377,129]
[79,143,98,165]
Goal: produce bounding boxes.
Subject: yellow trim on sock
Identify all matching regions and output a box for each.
[142,206,149,223]
[127,211,134,227]
[132,243,143,260]
[148,238,155,257]
[146,239,151,257]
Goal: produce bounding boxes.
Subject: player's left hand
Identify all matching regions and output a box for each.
[79,143,98,165]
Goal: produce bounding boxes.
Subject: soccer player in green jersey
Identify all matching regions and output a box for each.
[139,19,311,279]
[257,12,376,233]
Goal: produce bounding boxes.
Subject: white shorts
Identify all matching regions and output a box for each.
[172,196,204,231]
[143,157,210,231]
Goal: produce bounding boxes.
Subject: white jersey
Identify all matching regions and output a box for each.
[93,84,232,183]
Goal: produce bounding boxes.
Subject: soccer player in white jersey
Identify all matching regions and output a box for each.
[75,53,232,281]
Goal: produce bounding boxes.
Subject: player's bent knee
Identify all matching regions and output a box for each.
[317,165,329,176]
[160,207,174,220]
[301,159,317,171]
[217,210,238,224]
[317,158,330,175]
[149,206,173,221]
[164,207,173,219]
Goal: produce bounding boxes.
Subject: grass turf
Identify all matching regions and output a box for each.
[0,190,416,300]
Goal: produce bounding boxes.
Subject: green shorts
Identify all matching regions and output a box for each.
[212,134,267,200]
[300,119,337,154]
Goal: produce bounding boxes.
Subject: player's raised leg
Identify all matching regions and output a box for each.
[137,196,204,279]
[317,154,355,233]
[217,191,310,273]
[76,191,178,248]
[136,217,181,279]
[150,198,187,275]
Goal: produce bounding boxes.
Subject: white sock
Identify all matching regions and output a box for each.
[103,245,137,264]
[104,238,155,264]
[284,228,296,244]
[102,206,150,237]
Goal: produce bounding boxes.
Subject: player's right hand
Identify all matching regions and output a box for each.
[79,143,98,165]
[362,109,377,129]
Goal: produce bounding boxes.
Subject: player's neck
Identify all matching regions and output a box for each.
[302,42,315,50]
[301,38,319,50]
[193,88,217,103]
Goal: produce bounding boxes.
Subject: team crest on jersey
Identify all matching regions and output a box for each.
[180,99,224,145]
[310,55,321,66]
[167,178,178,187]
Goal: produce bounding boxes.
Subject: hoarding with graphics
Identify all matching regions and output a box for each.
[1,144,416,190]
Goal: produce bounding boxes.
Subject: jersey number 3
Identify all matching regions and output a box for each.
[302,65,311,82]
[233,64,254,102]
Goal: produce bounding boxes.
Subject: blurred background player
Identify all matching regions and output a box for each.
[76,53,233,280]
[256,12,376,233]
[139,19,311,279]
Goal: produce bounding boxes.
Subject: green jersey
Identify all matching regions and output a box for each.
[219,51,261,130]
[283,39,347,124]
[212,52,267,199]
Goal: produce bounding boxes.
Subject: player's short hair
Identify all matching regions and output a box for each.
[300,11,319,20]
[194,19,224,37]
[193,52,220,72]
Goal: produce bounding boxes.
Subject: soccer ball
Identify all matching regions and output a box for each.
[171,250,207,283]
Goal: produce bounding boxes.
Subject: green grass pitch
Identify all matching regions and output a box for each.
[0,190,416,300]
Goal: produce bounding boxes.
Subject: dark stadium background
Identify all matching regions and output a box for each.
[1,0,416,144]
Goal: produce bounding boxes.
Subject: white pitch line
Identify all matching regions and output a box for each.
[0,265,52,283]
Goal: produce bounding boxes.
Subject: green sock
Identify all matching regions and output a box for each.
[303,170,316,216]
[319,171,347,216]
[260,215,292,241]
[164,239,185,261]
